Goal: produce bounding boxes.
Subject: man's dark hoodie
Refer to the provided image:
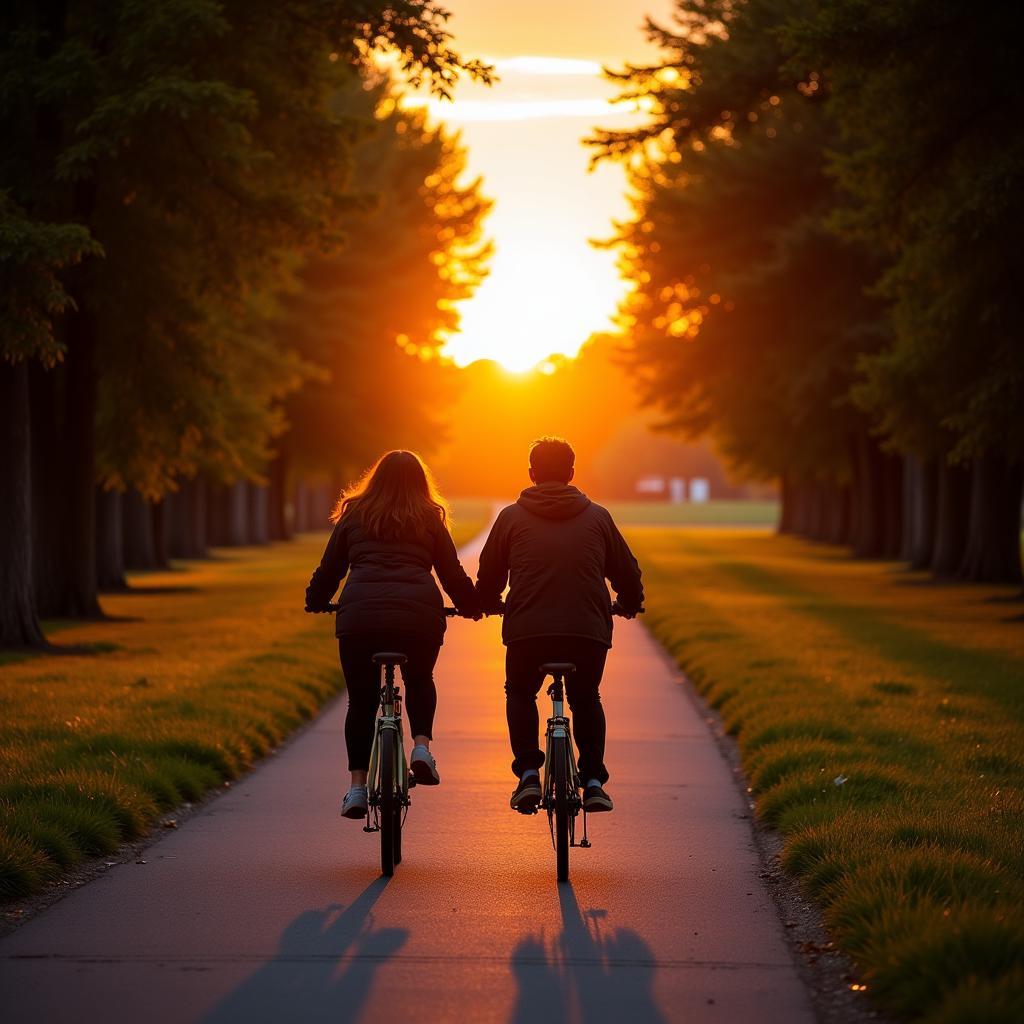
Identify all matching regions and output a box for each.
[476,482,644,647]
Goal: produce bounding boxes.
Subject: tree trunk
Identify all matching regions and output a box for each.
[95,486,127,591]
[823,484,851,545]
[166,478,208,559]
[804,482,823,541]
[248,483,269,545]
[931,460,972,577]
[61,194,102,616]
[28,314,101,617]
[267,449,292,541]
[293,480,311,533]
[226,481,248,546]
[29,361,66,615]
[122,489,158,570]
[958,452,1023,584]
[151,499,169,568]
[850,433,884,558]
[905,458,938,570]
[0,361,45,646]
[901,455,918,562]
[880,453,904,559]
[207,481,249,546]
[206,481,227,547]
[778,474,795,535]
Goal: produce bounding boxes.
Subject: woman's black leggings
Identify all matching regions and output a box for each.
[338,632,441,772]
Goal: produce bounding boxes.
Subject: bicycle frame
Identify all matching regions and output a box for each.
[540,673,590,850]
[365,661,409,832]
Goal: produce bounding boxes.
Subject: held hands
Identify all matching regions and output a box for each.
[611,600,643,619]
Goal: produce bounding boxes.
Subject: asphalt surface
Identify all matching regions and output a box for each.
[0,530,814,1023]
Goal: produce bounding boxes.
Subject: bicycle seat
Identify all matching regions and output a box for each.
[372,652,408,666]
[540,662,576,676]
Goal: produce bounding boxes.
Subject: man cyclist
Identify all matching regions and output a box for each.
[476,437,644,815]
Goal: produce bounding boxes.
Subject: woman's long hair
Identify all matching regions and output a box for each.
[330,450,450,541]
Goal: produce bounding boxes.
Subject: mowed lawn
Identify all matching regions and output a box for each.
[607,498,779,526]
[0,504,489,902]
[626,526,1024,1023]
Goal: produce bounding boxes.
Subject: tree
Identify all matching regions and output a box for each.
[788,0,1024,581]
[591,0,898,553]
[0,1,492,641]
[0,196,99,643]
[275,87,492,523]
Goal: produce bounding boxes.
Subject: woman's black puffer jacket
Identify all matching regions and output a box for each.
[305,513,480,645]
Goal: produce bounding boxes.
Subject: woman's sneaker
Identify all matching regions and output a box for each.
[341,786,368,819]
[510,772,542,814]
[410,745,440,786]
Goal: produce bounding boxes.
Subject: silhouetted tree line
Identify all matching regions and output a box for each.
[592,0,1023,583]
[0,1,491,646]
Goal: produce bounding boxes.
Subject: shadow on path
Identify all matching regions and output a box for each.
[509,884,665,1024]
[204,878,406,1024]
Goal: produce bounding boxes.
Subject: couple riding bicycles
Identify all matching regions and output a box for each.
[304,436,644,829]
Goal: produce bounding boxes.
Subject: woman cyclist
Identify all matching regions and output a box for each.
[305,450,480,819]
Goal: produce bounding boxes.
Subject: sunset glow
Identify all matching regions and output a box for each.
[404,0,675,372]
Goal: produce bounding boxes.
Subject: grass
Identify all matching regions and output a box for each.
[606,499,779,525]
[625,526,1024,1023]
[0,503,489,902]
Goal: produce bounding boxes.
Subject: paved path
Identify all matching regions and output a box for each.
[0,531,814,1023]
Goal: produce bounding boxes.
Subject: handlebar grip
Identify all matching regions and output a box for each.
[611,603,645,617]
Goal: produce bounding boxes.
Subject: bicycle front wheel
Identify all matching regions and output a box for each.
[379,729,396,877]
[551,735,570,883]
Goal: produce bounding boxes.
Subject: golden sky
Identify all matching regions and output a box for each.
[414,1,677,371]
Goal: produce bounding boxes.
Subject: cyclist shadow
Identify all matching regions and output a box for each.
[203,878,406,1024]
[509,885,666,1024]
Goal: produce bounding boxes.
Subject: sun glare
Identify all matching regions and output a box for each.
[445,240,622,371]
[409,51,647,373]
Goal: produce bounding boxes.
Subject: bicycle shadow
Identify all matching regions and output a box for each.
[203,878,406,1024]
[509,884,666,1023]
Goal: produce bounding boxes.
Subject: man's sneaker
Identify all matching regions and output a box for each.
[510,773,542,814]
[410,745,440,786]
[583,784,613,813]
[341,786,368,819]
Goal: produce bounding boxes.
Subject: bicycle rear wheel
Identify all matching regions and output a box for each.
[552,736,570,883]
[393,786,403,866]
[379,730,396,876]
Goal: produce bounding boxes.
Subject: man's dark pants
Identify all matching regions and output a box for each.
[505,636,609,785]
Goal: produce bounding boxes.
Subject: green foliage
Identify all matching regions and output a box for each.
[592,0,884,486]
[0,194,102,365]
[786,1,1024,462]
[281,85,492,480]
[0,0,493,499]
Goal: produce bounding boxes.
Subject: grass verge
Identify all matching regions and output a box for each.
[607,498,779,526]
[625,527,1024,1024]
[0,507,488,902]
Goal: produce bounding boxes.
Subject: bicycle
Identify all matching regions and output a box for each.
[485,601,642,883]
[315,602,411,877]
[365,649,409,877]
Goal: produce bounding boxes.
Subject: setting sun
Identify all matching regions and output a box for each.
[401,1,674,372]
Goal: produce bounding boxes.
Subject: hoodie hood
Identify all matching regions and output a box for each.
[517,482,592,520]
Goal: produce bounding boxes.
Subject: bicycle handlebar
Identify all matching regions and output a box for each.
[443,602,644,618]
[310,601,644,617]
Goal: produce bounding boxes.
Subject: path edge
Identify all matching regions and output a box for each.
[641,624,892,1024]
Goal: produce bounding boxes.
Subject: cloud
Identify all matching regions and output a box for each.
[404,97,639,123]
[493,56,604,76]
